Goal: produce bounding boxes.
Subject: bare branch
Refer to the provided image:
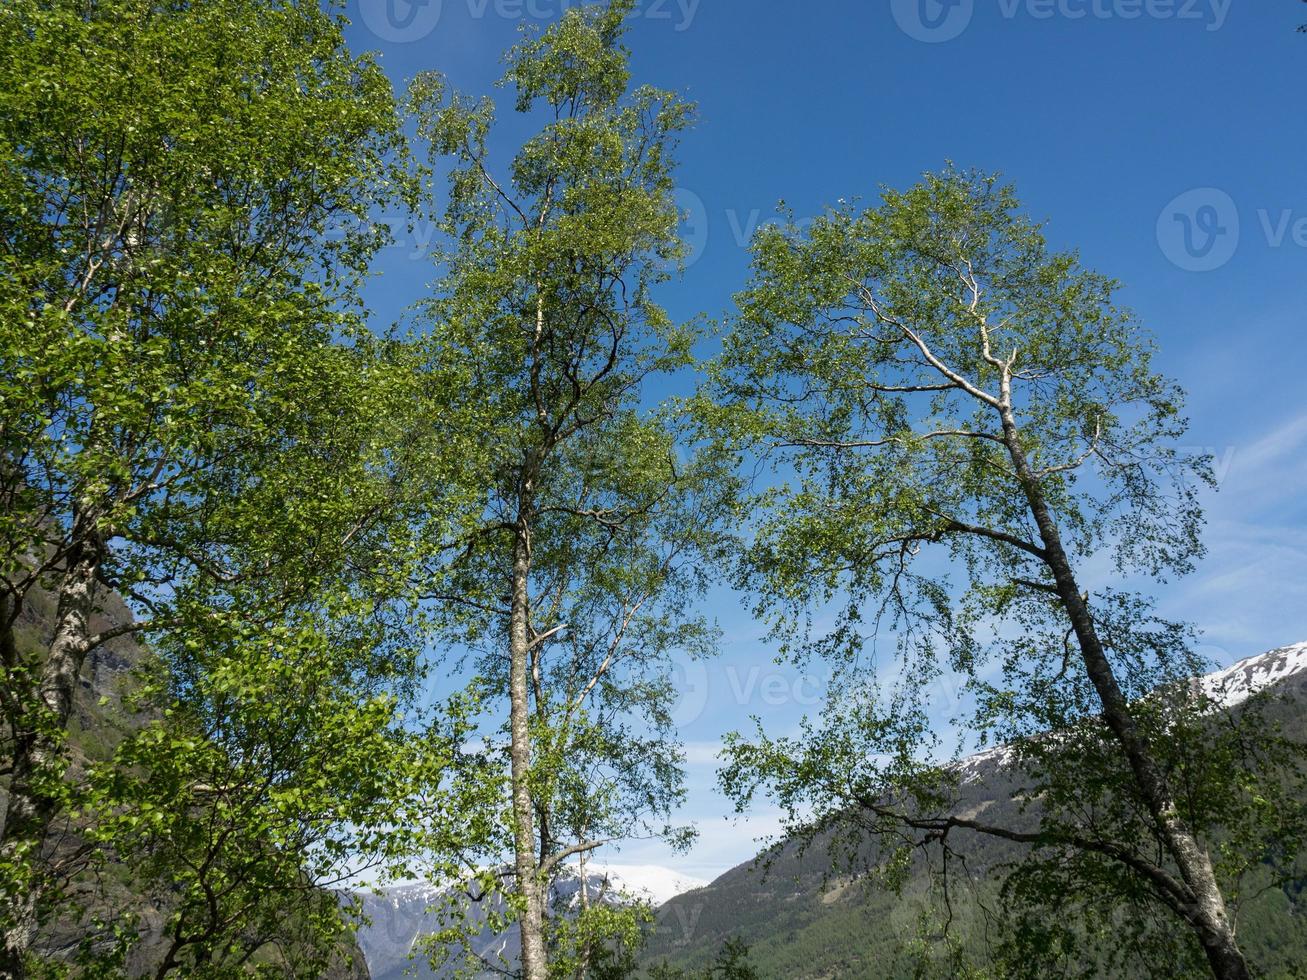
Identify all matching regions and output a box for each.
[929,512,1047,560]
[778,428,1003,451]
[539,837,613,876]
[1036,418,1104,478]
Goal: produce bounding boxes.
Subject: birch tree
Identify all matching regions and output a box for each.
[407,5,733,976]
[709,170,1305,980]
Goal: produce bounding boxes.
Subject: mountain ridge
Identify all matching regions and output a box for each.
[642,642,1307,978]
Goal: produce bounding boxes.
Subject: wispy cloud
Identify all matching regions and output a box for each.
[682,740,725,767]
[1209,412,1307,517]
[1157,412,1307,656]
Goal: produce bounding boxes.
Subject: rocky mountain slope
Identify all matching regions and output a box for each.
[355,872,653,980]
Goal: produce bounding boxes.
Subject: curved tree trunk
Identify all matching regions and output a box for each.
[998,405,1251,980]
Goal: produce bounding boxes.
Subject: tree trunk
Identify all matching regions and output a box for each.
[0,525,102,978]
[508,521,548,980]
[575,838,591,980]
[998,408,1251,980]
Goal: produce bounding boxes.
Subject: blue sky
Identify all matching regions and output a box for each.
[343,0,1307,881]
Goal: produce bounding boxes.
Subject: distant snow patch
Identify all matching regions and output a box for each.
[1198,641,1307,708]
[592,864,710,906]
[953,744,1017,785]
[949,642,1307,784]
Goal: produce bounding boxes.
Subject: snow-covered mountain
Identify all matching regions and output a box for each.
[597,864,710,907]
[1199,641,1307,706]
[353,864,706,979]
[352,882,456,980]
[952,642,1307,784]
